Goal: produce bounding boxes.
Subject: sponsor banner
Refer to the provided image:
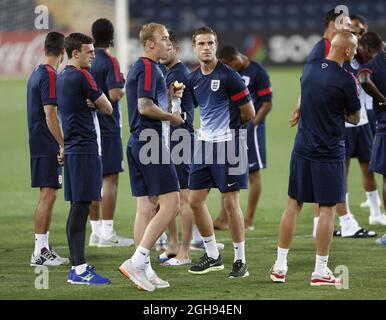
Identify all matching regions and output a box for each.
[0,31,47,76]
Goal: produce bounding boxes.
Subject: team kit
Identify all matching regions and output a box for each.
[26,10,386,291]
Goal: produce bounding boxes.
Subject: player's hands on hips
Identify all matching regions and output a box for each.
[57,146,64,165]
[170,111,185,126]
[289,106,300,127]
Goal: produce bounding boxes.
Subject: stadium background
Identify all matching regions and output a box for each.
[1,0,386,300]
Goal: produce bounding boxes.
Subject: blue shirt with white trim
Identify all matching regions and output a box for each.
[188,62,251,142]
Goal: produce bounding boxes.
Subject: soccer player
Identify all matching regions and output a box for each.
[118,23,184,291]
[270,31,360,285]
[88,18,134,247]
[336,23,385,231]
[158,30,195,265]
[27,31,69,266]
[187,27,255,278]
[216,45,273,231]
[289,9,371,238]
[57,33,113,285]
[357,32,386,244]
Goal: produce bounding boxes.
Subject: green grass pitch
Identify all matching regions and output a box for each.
[1,67,386,300]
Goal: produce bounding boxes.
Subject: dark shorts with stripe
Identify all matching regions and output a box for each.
[170,131,194,190]
[345,124,373,162]
[64,154,102,202]
[247,121,266,172]
[369,134,386,176]
[101,136,124,176]
[288,153,345,206]
[127,135,180,197]
[189,138,248,193]
[30,156,62,189]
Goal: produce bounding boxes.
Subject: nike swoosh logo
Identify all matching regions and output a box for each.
[249,162,257,167]
[140,251,147,256]
[193,85,199,90]
[204,240,211,243]
[80,274,94,281]
[227,182,236,187]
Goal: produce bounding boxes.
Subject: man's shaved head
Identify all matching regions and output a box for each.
[330,31,358,63]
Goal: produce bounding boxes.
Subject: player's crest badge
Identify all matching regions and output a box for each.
[211,80,220,92]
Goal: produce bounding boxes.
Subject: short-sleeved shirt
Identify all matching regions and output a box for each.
[57,65,103,155]
[343,57,369,127]
[359,51,386,134]
[239,61,272,116]
[126,57,168,137]
[306,38,331,64]
[188,62,251,142]
[293,58,361,162]
[164,62,194,133]
[90,48,125,138]
[27,64,59,158]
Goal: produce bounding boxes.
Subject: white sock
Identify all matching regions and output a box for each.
[345,193,352,214]
[71,266,75,270]
[46,231,50,245]
[276,247,289,269]
[101,220,114,238]
[34,233,48,256]
[75,263,87,275]
[144,257,155,278]
[233,241,245,263]
[366,190,381,217]
[202,235,219,259]
[314,255,328,275]
[192,224,202,242]
[313,217,319,238]
[131,246,150,268]
[90,220,101,236]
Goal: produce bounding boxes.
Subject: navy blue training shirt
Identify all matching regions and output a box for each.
[57,65,103,155]
[359,51,386,133]
[239,60,272,116]
[90,48,125,138]
[126,57,168,137]
[293,58,361,161]
[306,38,331,64]
[188,62,251,142]
[27,64,59,157]
[165,62,194,133]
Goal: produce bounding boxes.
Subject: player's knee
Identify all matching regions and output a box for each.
[40,188,57,204]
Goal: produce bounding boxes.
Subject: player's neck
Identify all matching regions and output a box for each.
[323,30,333,42]
[44,56,60,71]
[67,59,82,69]
[166,58,180,70]
[200,58,218,75]
[325,50,344,66]
[142,52,159,63]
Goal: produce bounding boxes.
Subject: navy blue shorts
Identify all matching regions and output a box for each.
[170,130,194,190]
[288,153,345,205]
[127,136,180,197]
[345,124,373,162]
[30,156,62,189]
[101,136,124,176]
[247,121,266,172]
[64,154,102,202]
[369,134,386,176]
[189,139,248,193]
